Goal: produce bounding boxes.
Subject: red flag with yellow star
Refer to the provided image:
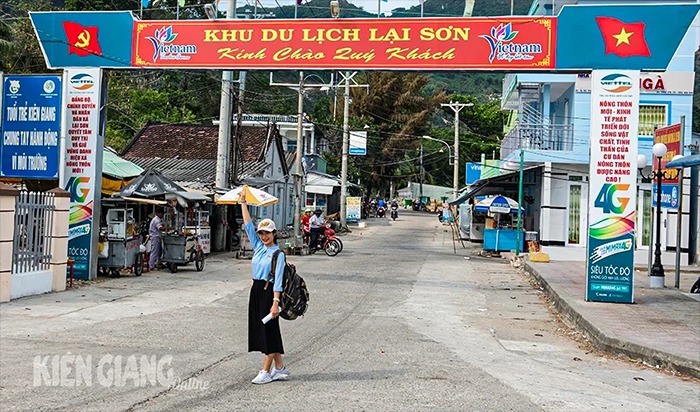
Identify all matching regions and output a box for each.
[596,17,651,58]
[62,21,102,57]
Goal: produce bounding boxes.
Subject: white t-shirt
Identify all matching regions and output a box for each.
[310,214,324,229]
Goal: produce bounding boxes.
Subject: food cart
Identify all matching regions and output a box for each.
[98,208,144,276]
[185,209,211,254]
[161,207,205,273]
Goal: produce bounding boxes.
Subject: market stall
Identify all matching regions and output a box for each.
[476,196,526,252]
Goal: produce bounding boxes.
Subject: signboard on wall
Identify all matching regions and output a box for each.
[586,70,640,304]
[1,75,62,178]
[651,123,681,209]
[575,72,694,95]
[62,68,104,280]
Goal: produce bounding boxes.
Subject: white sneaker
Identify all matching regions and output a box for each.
[271,367,289,381]
[251,370,272,384]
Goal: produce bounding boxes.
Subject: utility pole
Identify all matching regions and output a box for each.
[269,73,335,246]
[215,0,236,189]
[340,72,351,228]
[338,72,369,228]
[440,101,473,200]
[419,142,424,202]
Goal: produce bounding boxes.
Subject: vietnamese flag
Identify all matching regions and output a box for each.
[596,17,651,58]
[62,21,102,57]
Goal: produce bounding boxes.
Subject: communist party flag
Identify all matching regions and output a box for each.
[62,21,102,57]
[596,17,651,58]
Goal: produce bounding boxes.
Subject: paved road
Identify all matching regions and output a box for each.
[1,210,698,411]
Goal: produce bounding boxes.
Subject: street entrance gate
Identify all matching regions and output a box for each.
[21,4,700,303]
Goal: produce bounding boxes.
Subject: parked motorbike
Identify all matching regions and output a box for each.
[390,206,398,221]
[303,223,343,256]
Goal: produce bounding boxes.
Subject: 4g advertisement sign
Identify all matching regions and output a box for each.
[586,70,640,303]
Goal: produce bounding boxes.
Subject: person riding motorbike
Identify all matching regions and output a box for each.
[309,209,325,252]
[390,200,399,220]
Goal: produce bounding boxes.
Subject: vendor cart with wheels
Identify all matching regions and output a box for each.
[98,208,144,277]
[161,231,205,273]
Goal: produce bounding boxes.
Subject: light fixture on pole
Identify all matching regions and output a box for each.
[420,135,453,165]
[204,2,217,19]
[330,0,340,18]
[637,142,679,288]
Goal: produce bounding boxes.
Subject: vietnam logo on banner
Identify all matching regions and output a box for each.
[62,21,102,57]
[595,17,651,58]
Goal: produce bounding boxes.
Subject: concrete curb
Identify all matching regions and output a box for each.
[521,261,700,379]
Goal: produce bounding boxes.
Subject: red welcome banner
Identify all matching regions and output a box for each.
[132,17,555,70]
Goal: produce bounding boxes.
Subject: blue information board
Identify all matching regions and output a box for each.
[651,183,679,210]
[1,75,62,178]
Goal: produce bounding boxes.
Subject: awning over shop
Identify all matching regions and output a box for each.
[667,154,700,168]
[101,148,144,196]
[306,185,334,195]
[305,172,341,195]
[449,165,543,206]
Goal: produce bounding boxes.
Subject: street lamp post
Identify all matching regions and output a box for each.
[637,143,679,288]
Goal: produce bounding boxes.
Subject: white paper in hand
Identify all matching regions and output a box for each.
[262,312,274,324]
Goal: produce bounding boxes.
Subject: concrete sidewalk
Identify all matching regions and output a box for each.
[520,259,700,378]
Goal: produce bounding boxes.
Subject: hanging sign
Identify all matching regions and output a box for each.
[1,75,62,178]
[586,70,640,304]
[651,123,681,209]
[349,131,367,155]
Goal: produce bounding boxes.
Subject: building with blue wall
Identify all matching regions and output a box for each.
[499,0,698,253]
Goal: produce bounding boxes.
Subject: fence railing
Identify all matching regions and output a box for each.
[501,122,575,159]
[12,191,55,275]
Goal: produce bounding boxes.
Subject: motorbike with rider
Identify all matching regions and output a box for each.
[390,200,399,220]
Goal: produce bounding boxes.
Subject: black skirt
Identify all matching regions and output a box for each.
[248,279,284,355]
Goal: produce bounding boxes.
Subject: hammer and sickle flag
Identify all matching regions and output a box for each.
[62,21,102,57]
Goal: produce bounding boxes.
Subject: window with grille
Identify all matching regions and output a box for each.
[638,104,668,137]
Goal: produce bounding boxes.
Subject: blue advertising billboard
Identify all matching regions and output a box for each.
[1,75,62,178]
[466,162,482,185]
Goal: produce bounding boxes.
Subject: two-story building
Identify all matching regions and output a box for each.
[498,0,698,255]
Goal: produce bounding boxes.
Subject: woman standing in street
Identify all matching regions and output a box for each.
[239,191,289,384]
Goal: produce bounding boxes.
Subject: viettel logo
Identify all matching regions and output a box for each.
[70,73,95,90]
[146,26,197,62]
[600,73,633,93]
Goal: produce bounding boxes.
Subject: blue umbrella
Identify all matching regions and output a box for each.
[474,195,524,215]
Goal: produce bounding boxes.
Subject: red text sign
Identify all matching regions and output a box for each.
[653,123,681,184]
[132,17,555,70]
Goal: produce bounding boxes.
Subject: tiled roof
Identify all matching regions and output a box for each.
[127,157,216,187]
[122,122,285,189]
[121,122,269,162]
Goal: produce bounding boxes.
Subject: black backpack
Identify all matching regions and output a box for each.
[265,250,309,320]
